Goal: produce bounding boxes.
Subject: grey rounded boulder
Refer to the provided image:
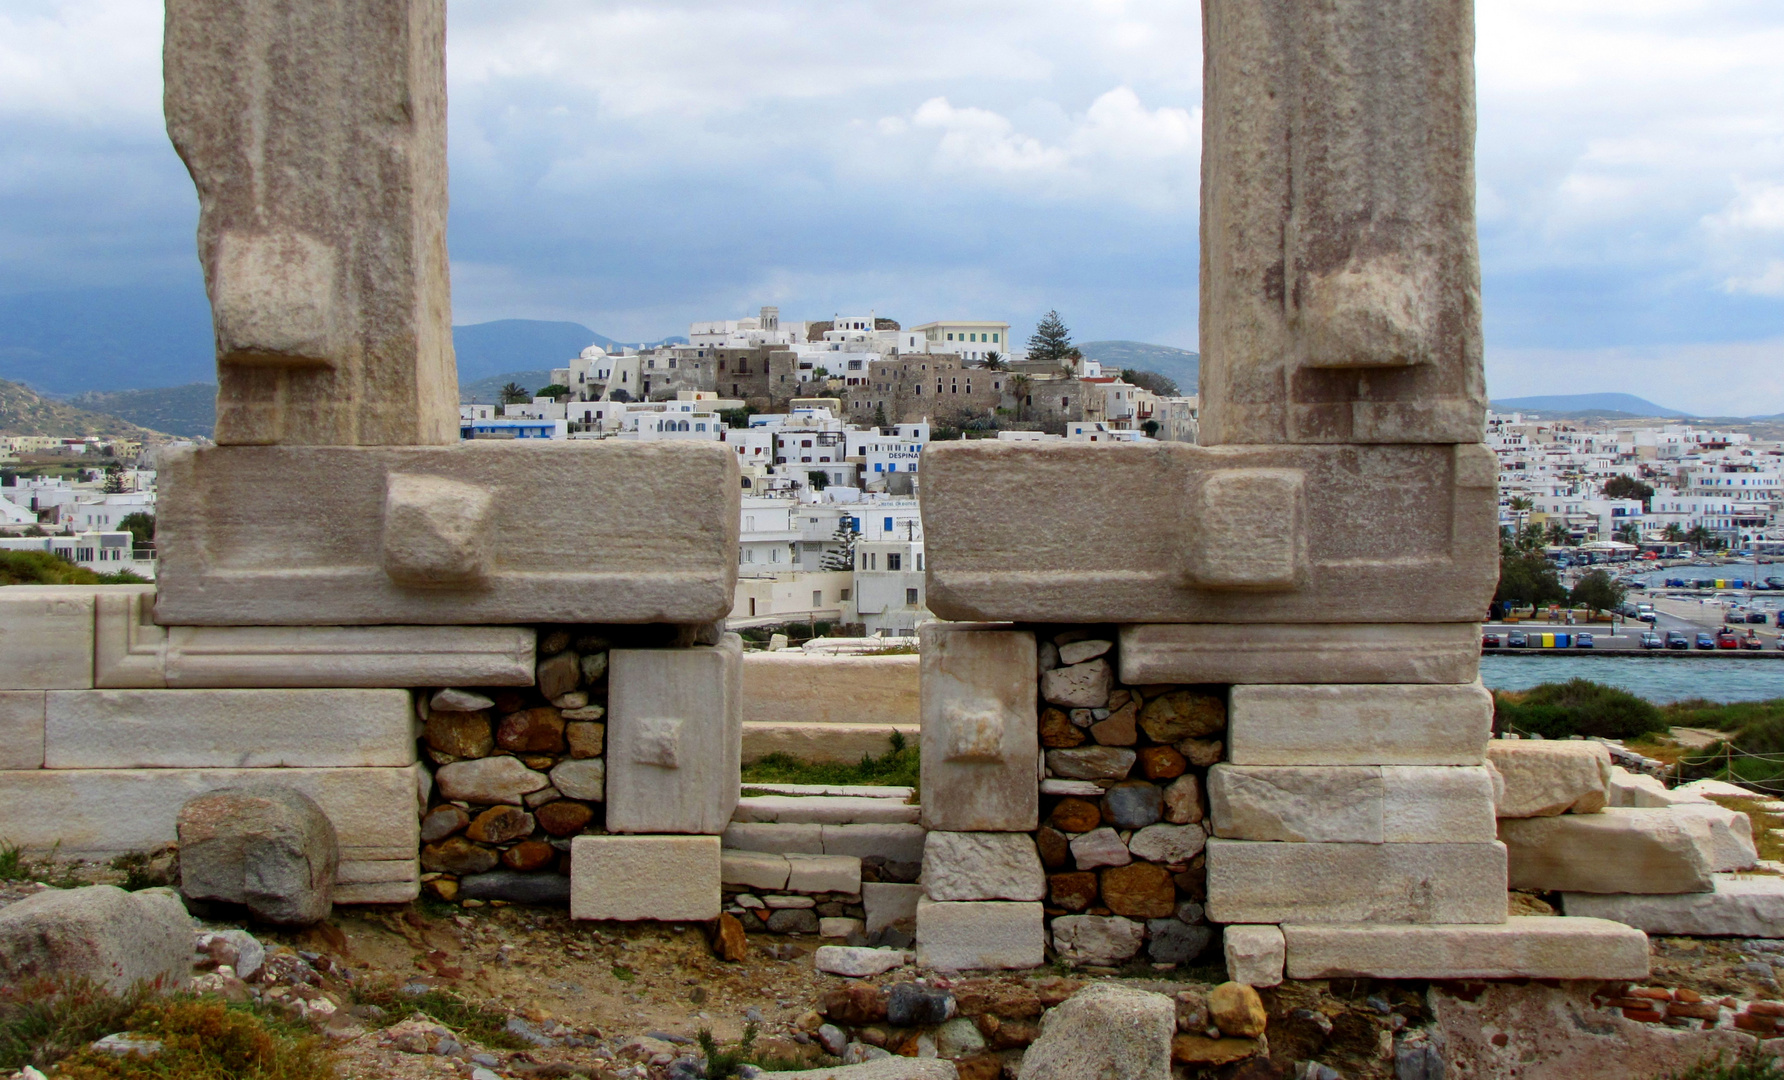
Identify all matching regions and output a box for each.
[178,784,339,925]
[1018,983,1175,1080]
[0,884,194,992]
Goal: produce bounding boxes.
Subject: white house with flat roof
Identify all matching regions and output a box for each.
[910,320,1011,362]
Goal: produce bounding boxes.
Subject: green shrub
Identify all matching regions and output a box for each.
[0,977,148,1071]
[53,995,331,1080]
[1493,679,1667,740]
[1671,1053,1784,1080]
[0,550,102,586]
[1662,698,1784,734]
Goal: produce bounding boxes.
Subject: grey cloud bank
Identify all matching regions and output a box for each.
[0,0,1779,413]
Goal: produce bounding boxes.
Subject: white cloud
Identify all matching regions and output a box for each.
[910,97,1071,174]
[0,0,163,125]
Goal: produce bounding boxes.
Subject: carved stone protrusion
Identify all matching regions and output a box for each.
[1185,468,1307,591]
[380,474,495,589]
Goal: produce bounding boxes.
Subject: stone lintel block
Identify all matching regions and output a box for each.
[0,767,418,862]
[731,795,921,825]
[1228,683,1492,766]
[164,0,457,446]
[154,442,739,625]
[605,635,742,834]
[1119,623,1481,685]
[1205,839,1507,925]
[1563,874,1784,937]
[1207,764,1496,844]
[741,652,920,728]
[1223,925,1286,987]
[920,443,1496,624]
[1282,919,1650,981]
[1487,740,1613,818]
[0,692,46,770]
[569,835,720,922]
[721,823,825,855]
[721,850,790,891]
[1199,0,1483,445]
[0,586,106,689]
[914,898,1045,971]
[43,689,415,769]
[821,824,928,864]
[919,624,1038,832]
[787,854,862,894]
[1499,808,1716,895]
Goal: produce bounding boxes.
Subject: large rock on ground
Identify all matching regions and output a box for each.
[1018,983,1175,1080]
[178,785,340,925]
[1498,807,1714,894]
[1486,740,1612,817]
[0,884,193,992]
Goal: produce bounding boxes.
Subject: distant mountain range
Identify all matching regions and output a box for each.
[71,384,216,440]
[1490,393,1689,418]
[1078,340,1199,393]
[0,380,164,440]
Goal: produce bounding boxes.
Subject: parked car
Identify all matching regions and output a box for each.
[1575,632,1595,648]
[1507,631,1528,648]
[1639,611,1658,623]
[1717,631,1741,650]
[1640,632,1664,649]
[1667,631,1691,649]
[1742,635,1764,651]
[1482,633,1501,648]
[1696,633,1718,650]
[1750,612,1771,624]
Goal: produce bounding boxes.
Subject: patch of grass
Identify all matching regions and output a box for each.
[0,839,26,882]
[0,550,104,586]
[0,839,82,887]
[1671,1052,1784,1080]
[346,979,528,1050]
[610,964,636,983]
[1492,679,1667,741]
[1678,712,1784,788]
[740,731,919,788]
[698,1022,759,1079]
[52,996,332,1080]
[0,977,150,1072]
[107,851,173,892]
[1662,699,1784,734]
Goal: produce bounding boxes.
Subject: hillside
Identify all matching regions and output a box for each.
[0,380,165,440]
[1077,340,1199,393]
[452,320,685,383]
[1491,393,1688,418]
[71,384,216,440]
[461,370,555,405]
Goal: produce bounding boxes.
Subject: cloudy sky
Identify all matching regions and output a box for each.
[2,0,1782,413]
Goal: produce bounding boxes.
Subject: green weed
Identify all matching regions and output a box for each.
[346,979,529,1050]
[1670,1052,1784,1080]
[741,732,919,788]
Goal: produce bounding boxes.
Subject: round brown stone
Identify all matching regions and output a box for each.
[1100,861,1177,919]
[1039,708,1085,749]
[465,805,534,844]
[501,839,557,871]
[425,711,493,759]
[1139,690,1226,743]
[420,836,498,875]
[1048,871,1099,912]
[1035,826,1071,870]
[1048,797,1102,834]
[1089,701,1138,746]
[497,707,567,754]
[821,984,888,1024]
[535,799,594,837]
[1176,738,1224,767]
[1138,745,1188,780]
[565,721,606,759]
[420,804,469,843]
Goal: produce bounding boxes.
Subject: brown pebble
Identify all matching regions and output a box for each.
[501,839,556,871]
[1048,798,1102,834]
[1139,745,1188,780]
[497,707,566,754]
[535,800,594,837]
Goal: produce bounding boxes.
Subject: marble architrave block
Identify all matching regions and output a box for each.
[1282,918,1650,981]
[0,586,102,689]
[1207,764,1497,844]
[569,835,721,922]
[918,624,1039,833]
[1119,623,1480,685]
[43,689,416,769]
[914,898,1046,971]
[0,766,422,863]
[0,692,46,770]
[1486,740,1613,818]
[164,0,457,445]
[1498,808,1716,895]
[154,442,740,626]
[920,442,1496,624]
[1564,874,1784,938]
[95,589,536,688]
[604,635,742,834]
[1199,0,1484,445]
[1205,839,1508,925]
[1227,682,1493,766]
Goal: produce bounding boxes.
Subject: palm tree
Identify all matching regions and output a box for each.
[1662,522,1686,542]
[1544,522,1572,547]
[499,382,530,405]
[1006,374,1032,422]
[983,352,1006,371]
[1614,522,1641,543]
[1685,524,1716,552]
[1508,496,1534,515]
